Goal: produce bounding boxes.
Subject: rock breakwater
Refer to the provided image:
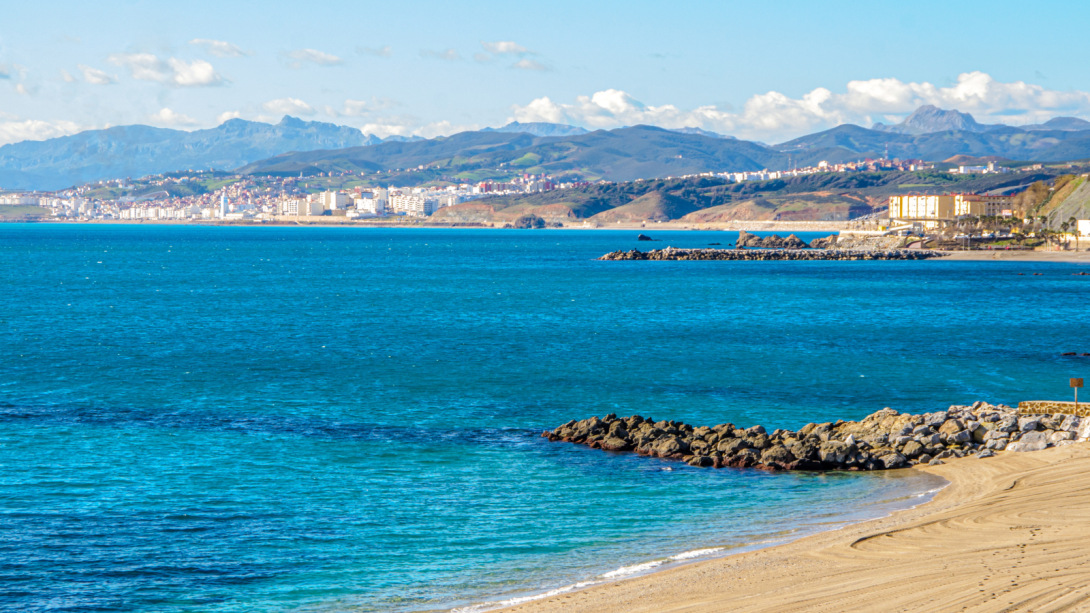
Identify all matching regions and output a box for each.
[542,402,1086,471]
[598,247,946,261]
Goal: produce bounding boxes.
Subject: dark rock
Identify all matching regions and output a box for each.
[761,445,796,465]
[512,214,546,229]
[637,234,653,241]
[901,441,925,458]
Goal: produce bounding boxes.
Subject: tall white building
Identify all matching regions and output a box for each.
[320,191,350,210]
[219,193,228,219]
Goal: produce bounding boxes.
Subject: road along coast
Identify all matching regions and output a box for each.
[599,247,947,261]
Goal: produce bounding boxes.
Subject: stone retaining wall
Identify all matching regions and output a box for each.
[1018,401,1090,416]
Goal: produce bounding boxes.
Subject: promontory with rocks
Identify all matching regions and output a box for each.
[542,402,1082,471]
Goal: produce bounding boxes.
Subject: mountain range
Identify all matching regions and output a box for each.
[6,107,1090,191]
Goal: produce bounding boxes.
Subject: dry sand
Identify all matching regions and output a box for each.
[940,250,1090,263]
[495,444,1090,613]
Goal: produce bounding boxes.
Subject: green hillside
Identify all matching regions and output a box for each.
[238,126,861,183]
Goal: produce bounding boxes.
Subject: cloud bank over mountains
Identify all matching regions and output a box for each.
[509,72,1090,142]
[5,70,1090,147]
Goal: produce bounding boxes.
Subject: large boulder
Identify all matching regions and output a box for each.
[781,234,808,249]
[761,445,796,465]
[819,441,854,465]
[512,214,546,229]
[654,436,689,457]
[602,436,633,451]
[1007,431,1048,452]
[901,440,925,458]
[717,438,750,455]
[879,453,908,469]
[809,234,838,249]
[736,230,763,248]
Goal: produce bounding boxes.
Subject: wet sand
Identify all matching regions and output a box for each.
[496,444,1090,613]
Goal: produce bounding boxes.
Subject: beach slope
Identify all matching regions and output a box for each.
[498,444,1090,612]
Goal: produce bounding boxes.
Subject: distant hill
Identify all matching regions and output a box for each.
[942,155,1015,165]
[429,167,1068,225]
[0,116,374,191]
[481,122,589,137]
[669,127,735,140]
[1022,117,1090,132]
[238,125,857,182]
[778,122,1090,162]
[872,105,997,135]
[9,103,1090,192]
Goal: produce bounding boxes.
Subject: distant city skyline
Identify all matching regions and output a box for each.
[3,0,1090,146]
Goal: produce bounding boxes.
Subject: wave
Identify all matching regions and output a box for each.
[451,547,727,613]
[448,478,950,613]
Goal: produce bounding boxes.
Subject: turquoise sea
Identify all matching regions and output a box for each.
[2,224,1088,612]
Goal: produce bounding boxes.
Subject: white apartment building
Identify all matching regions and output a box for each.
[389,194,438,216]
[280,198,326,216]
[320,191,350,210]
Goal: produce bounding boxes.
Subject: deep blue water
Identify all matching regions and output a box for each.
[1,224,1088,612]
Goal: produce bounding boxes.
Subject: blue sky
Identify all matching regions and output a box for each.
[2,0,1090,145]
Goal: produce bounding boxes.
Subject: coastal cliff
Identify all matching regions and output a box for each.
[542,402,1082,471]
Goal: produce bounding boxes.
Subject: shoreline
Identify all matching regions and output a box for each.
[486,443,1090,613]
[450,471,948,613]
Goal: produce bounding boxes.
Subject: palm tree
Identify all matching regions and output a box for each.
[1070,216,1080,252]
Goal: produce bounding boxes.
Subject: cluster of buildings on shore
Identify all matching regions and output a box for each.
[663,157,934,184]
[887,193,1020,229]
[4,172,587,221]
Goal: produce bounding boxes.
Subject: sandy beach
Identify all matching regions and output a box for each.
[497,444,1090,613]
[939,250,1090,263]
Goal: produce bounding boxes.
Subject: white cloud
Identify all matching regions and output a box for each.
[358,117,477,139]
[509,72,1090,142]
[0,64,10,79]
[60,69,76,82]
[15,84,30,96]
[0,119,83,146]
[107,53,224,87]
[263,98,315,116]
[512,59,548,71]
[148,108,198,127]
[333,97,399,117]
[189,38,247,58]
[482,41,530,55]
[78,64,116,85]
[167,58,224,86]
[357,45,392,58]
[216,110,242,124]
[287,49,342,67]
[420,49,461,61]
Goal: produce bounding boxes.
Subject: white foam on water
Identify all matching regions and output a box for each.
[452,547,729,612]
[669,547,724,561]
[450,581,597,613]
[600,559,665,579]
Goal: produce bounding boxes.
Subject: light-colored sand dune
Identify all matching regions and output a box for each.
[496,445,1090,613]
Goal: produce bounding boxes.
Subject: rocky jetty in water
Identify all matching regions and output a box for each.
[542,403,1085,471]
[598,247,945,261]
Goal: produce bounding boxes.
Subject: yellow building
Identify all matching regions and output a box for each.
[889,194,1016,228]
